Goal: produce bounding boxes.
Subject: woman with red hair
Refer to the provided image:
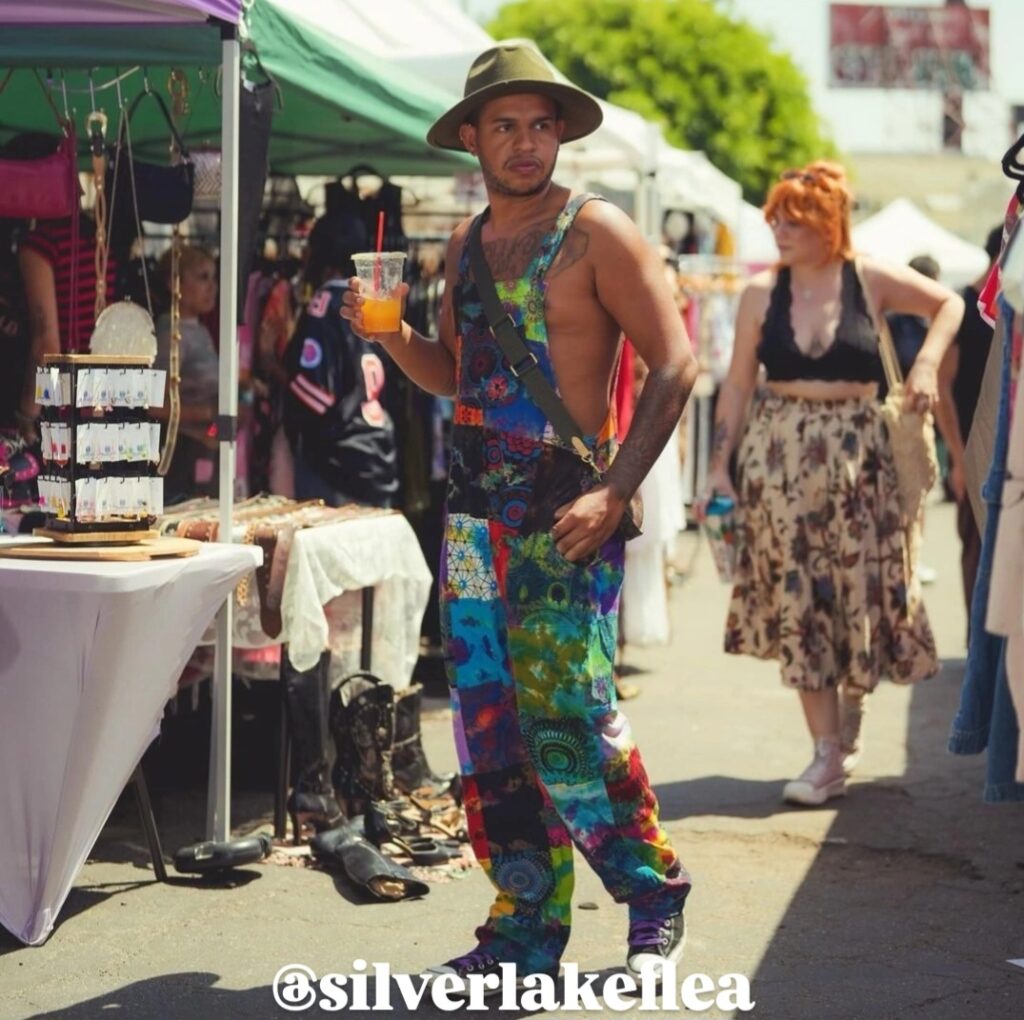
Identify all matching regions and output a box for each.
[698,162,963,805]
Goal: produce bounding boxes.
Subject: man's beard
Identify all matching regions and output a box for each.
[478,151,556,198]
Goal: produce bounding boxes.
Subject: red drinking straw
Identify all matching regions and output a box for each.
[374,210,385,290]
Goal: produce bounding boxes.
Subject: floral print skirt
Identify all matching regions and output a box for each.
[725,393,938,693]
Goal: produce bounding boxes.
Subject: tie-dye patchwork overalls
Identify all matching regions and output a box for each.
[441,194,690,972]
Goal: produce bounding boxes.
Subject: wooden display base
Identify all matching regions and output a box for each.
[35,527,160,545]
[42,353,153,366]
[0,537,201,562]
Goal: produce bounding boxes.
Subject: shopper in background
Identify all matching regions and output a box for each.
[277,212,399,842]
[282,211,398,509]
[153,244,219,503]
[0,217,41,526]
[697,161,963,806]
[933,225,1002,629]
[886,254,940,380]
[13,132,117,441]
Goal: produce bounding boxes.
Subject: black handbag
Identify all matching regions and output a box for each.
[106,89,194,230]
[467,213,642,541]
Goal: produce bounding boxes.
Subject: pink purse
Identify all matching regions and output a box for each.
[0,72,79,220]
[0,127,78,220]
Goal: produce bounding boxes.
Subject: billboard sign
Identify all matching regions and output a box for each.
[830,4,990,90]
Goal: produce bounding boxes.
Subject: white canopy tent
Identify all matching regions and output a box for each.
[281,0,744,240]
[853,198,989,289]
[736,200,779,265]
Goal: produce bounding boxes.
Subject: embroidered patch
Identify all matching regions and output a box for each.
[299,338,322,369]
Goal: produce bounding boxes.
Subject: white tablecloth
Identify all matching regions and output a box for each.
[201,513,434,690]
[0,542,260,945]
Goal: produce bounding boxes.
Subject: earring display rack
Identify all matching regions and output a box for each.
[36,353,166,543]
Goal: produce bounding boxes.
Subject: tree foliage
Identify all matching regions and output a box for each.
[488,0,835,203]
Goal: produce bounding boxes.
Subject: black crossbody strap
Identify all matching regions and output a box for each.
[467,213,595,466]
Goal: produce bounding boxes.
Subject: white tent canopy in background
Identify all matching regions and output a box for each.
[853,198,989,289]
[736,200,778,265]
[288,0,744,237]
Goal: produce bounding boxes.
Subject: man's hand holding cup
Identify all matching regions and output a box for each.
[341,252,409,344]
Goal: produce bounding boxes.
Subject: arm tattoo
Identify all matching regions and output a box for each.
[547,225,589,280]
[711,422,729,462]
[604,364,693,501]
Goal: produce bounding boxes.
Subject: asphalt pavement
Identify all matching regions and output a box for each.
[2,499,1022,1020]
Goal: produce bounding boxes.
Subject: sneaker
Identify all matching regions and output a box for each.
[422,949,556,997]
[626,912,686,978]
[782,737,846,806]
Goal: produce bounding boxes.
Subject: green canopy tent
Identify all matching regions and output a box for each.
[0,1,469,177]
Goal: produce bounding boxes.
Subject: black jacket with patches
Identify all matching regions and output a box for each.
[282,280,397,506]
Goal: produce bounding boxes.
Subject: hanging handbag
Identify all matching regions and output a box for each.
[853,258,939,534]
[106,89,194,227]
[0,72,79,221]
[190,148,221,202]
[0,126,78,221]
[467,213,642,541]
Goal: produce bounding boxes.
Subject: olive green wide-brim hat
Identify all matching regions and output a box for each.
[427,42,604,152]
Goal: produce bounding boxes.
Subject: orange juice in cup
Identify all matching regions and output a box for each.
[352,252,406,336]
[361,295,402,333]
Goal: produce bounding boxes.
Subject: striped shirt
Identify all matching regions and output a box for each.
[21,217,118,353]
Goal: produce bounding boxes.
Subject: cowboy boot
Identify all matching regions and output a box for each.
[330,672,396,818]
[310,820,429,902]
[392,684,456,796]
[284,650,344,842]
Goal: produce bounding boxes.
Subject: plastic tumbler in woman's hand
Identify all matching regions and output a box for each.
[703,493,738,583]
[694,468,737,523]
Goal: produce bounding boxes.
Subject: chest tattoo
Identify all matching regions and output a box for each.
[482,218,589,283]
[483,219,556,281]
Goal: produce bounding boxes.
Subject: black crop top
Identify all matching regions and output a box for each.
[757,261,883,384]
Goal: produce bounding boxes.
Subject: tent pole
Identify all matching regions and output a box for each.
[639,121,661,246]
[207,23,241,843]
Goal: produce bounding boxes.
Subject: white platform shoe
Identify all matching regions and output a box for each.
[783,736,847,806]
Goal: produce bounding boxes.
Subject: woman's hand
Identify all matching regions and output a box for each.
[904,357,939,415]
[694,466,738,523]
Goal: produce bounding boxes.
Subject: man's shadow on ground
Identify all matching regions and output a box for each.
[22,970,600,1020]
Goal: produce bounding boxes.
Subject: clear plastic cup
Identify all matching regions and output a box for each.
[352,252,406,334]
[703,494,737,583]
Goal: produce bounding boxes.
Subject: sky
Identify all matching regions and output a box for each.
[459,0,1024,155]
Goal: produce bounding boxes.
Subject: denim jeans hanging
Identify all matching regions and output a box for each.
[948,297,1024,802]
